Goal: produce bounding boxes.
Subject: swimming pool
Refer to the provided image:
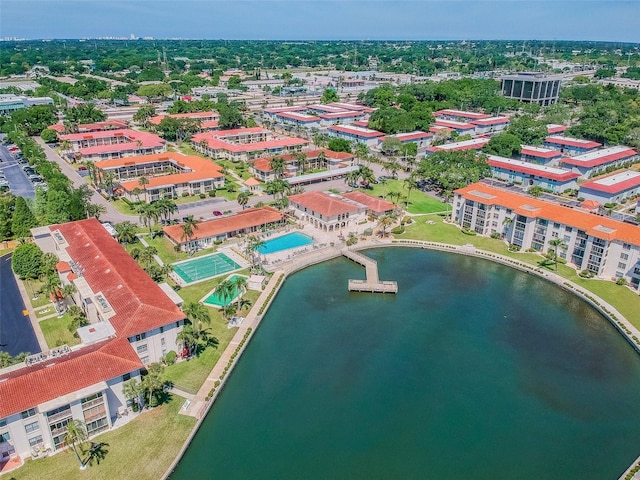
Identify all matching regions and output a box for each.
[202,274,246,307]
[172,253,241,284]
[258,232,314,254]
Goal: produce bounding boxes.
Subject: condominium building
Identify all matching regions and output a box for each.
[94,152,225,201]
[543,136,601,156]
[0,219,185,464]
[454,183,640,287]
[48,120,129,134]
[327,125,385,148]
[578,170,640,205]
[520,145,563,166]
[59,129,166,162]
[559,146,638,178]
[288,191,368,231]
[500,72,562,106]
[425,137,490,155]
[148,111,219,131]
[248,149,354,182]
[192,127,308,162]
[487,155,579,193]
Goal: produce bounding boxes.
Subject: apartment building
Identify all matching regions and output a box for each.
[487,155,579,192]
[454,183,640,287]
[59,129,166,162]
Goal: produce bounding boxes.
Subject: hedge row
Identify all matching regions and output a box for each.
[205,327,253,402]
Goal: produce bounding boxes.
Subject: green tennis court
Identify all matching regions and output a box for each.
[172,253,241,284]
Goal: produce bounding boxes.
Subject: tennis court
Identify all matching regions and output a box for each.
[172,253,241,284]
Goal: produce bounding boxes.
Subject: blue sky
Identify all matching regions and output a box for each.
[2,1,639,42]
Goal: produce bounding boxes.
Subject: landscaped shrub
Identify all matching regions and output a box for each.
[490,232,501,239]
[508,244,521,252]
[461,228,476,236]
[164,350,177,365]
[208,190,217,197]
[616,277,628,286]
[579,269,595,278]
[199,193,206,199]
[391,226,405,235]
[181,191,190,197]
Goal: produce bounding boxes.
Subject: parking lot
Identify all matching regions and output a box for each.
[0,142,37,199]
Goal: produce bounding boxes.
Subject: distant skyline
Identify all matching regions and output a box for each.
[2,1,639,43]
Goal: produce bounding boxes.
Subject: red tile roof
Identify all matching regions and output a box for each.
[0,338,142,418]
[49,120,128,133]
[521,146,562,159]
[276,112,321,123]
[341,191,395,215]
[391,131,433,142]
[560,146,637,168]
[434,119,476,130]
[148,111,219,126]
[289,191,362,217]
[427,137,489,153]
[192,128,308,153]
[488,156,580,182]
[327,125,384,139]
[579,170,640,194]
[471,116,510,127]
[547,124,569,134]
[163,206,283,244]
[56,219,185,337]
[544,136,602,150]
[455,183,640,245]
[433,109,491,120]
[249,149,353,173]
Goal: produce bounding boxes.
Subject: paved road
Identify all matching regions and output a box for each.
[0,254,41,357]
[0,144,35,199]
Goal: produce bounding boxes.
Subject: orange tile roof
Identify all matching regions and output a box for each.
[249,149,354,173]
[163,206,283,244]
[455,183,640,246]
[0,338,142,418]
[148,111,219,126]
[95,153,224,192]
[56,218,185,336]
[341,191,395,215]
[289,191,362,217]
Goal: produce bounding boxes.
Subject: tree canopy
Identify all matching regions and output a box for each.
[415,150,490,193]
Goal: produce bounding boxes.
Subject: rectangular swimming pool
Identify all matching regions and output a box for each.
[172,253,241,284]
[258,232,314,254]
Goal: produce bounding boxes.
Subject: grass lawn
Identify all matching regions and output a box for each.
[141,234,213,264]
[165,286,260,393]
[364,180,447,214]
[110,199,138,215]
[40,313,81,348]
[10,396,195,480]
[401,215,640,328]
[23,279,50,309]
[34,305,56,319]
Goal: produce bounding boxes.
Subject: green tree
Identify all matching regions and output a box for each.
[133,105,156,126]
[136,84,173,101]
[40,128,58,143]
[321,88,339,104]
[12,196,38,238]
[12,243,44,280]
[269,156,286,180]
[214,279,236,311]
[141,363,165,408]
[416,150,490,194]
[356,165,376,188]
[232,275,248,314]
[183,301,211,333]
[114,221,137,245]
[122,378,144,410]
[482,133,522,158]
[548,238,568,271]
[327,138,352,153]
[180,215,199,246]
[64,420,89,469]
[237,191,250,210]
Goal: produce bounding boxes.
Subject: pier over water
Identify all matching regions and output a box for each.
[342,249,398,294]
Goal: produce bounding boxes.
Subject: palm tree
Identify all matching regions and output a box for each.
[141,363,164,408]
[176,324,201,357]
[122,378,144,410]
[237,191,250,210]
[404,176,418,208]
[214,279,236,311]
[138,176,150,202]
[60,140,72,154]
[295,152,308,173]
[354,142,369,165]
[502,216,514,236]
[377,215,395,237]
[180,215,199,249]
[235,297,252,316]
[232,276,248,314]
[269,156,286,180]
[101,171,117,200]
[132,187,142,203]
[85,203,106,220]
[138,246,158,269]
[356,165,376,189]
[64,420,88,469]
[67,305,89,335]
[548,238,568,271]
[114,221,137,245]
[83,160,98,187]
[245,235,265,271]
[183,301,211,333]
[137,203,159,234]
[345,170,359,188]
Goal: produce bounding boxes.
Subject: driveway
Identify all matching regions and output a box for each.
[0,144,35,199]
[0,254,41,357]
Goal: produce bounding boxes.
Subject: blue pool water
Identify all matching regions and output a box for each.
[258,232,314,254]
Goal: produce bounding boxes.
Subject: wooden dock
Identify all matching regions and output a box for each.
[342,249,398,294]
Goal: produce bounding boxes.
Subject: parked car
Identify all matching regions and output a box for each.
[212,210,223,216]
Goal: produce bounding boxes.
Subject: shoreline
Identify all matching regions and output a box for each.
[162,238,640,480]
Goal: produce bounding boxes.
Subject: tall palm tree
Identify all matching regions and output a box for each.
[356,165,376,189]
[237,191,250,210]
[183,301,211,333]
[137,203,159,234]
[64,420,88,469]
[245,235,265,271]
[404,176,419,208]
[85,203,106,220]
[377,215,395,237]
[180,215,199,248]
[548,238,568,271]
[214,279,236,310]
[354,142,370,165]
[141,363,164,408]
[269,156,286,180]
[176,324,200,357]
[138,246,158,269]
[138,176,150,202]
[232,276,248,314]
[101,171,117,200]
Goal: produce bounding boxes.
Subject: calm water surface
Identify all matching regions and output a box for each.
[170,248,640,480]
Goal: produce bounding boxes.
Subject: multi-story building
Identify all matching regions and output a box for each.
[520,145,563,166]
[578,170,640,205]
[454,183,640,288]
[432,109,491,123]
[487,155,579,193]
[248,149,354,182]
[470,116,510,136]
[288,191,368,232]
[500,72,562,106]
[0,94,54,114]
[148,111,219,131]
[425,137,490,155]
[327,125,385,148]
[559,146,638,178]
[48,120,129,134]
[0,219,186,464]
[95,152,225,201]
[543,135,601,156]
[433,119,477,135]
[192,127,308,162]
[59,129,166,162]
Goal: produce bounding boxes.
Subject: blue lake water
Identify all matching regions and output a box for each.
[170,248,640,480]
